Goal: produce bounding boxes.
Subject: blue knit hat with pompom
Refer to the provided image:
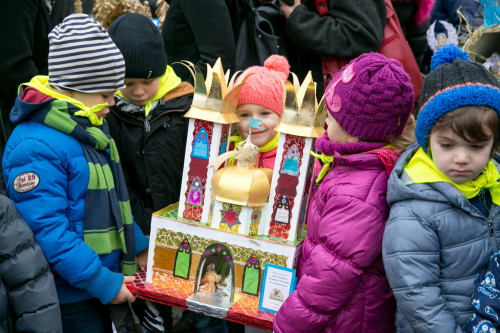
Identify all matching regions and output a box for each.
[416,44,500,150]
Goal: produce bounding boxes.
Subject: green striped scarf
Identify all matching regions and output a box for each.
[32,98,137,276]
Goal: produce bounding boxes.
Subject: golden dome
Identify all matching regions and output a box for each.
[209,132,273,207]
[211,165,273,207]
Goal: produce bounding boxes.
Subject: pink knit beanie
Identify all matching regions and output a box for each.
[324,52,414,141]
[237,55,290,116]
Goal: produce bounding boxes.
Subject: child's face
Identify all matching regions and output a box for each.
[325,113,358,143]
[236,104,281,148]
[121,78,161,106]
[429,127,494,183]
[72,91,115,118]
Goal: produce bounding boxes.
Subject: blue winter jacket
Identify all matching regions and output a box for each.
[2,88,149,305]
[382,144,500,332]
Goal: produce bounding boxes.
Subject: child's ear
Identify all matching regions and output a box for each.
[490,141,499,157]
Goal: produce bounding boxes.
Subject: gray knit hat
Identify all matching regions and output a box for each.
[48,14,126,93]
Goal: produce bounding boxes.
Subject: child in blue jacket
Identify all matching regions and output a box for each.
[383,44,500,331]
[2,14,149,333]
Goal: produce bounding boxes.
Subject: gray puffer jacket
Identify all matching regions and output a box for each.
[0,195,62,333]
[383,144,500,332]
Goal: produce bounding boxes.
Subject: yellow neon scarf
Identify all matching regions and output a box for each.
[309,152,333,183]
[404,147,500,205]
[22,76,107,126]
[116,65,181,117]
[228,133,280,166]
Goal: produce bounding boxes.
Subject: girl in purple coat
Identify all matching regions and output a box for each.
[273,53,415,333]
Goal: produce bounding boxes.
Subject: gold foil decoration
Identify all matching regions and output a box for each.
[207,132,258,172]
[211,166,272,207]
[93,0,152,29]
[275,122,325,138]
[179,59,248,124]
[314,97,327,129]
[209,134,272,207]
[275,72,326,138]
[234,137,259,168]
[155,1,169,31]
[74,0,83,13]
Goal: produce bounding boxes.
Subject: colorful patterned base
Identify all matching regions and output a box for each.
[128,268,275,331]
[141,203,305,330]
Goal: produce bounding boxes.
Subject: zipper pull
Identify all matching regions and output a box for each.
[488,219,494,235]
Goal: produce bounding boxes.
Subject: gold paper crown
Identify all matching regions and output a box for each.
[180,59,247,124]
[275,72,327,138]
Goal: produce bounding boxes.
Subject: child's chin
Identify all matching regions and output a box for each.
[254,140,267,148]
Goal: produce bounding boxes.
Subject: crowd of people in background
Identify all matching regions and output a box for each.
[1,0,499,333]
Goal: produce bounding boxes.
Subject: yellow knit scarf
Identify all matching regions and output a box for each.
[22,76,108,126]
[404,147,500,204]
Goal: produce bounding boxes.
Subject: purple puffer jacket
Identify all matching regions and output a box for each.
[273,151,396,333]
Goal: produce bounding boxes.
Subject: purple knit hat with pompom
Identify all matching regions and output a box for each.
[324,52,414,141]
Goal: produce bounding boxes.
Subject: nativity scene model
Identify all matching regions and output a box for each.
[144,59,326,319]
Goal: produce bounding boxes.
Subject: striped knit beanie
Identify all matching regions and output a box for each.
[237,55,290,116]
[415,44,500,150]
[48,14,126,93]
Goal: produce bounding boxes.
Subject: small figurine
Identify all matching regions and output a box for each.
[198,263,221,293]
[436,33,447,48]
[427,20,458,53]
[483,53,500,76]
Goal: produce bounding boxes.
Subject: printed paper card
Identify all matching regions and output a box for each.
[258,264,297,313]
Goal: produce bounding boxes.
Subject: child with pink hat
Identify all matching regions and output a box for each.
[273,52,415,332]
[229,55,290,169]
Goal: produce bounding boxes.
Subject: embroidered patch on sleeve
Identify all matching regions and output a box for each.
[13,172,40,193]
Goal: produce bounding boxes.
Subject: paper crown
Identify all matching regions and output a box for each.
[181,58,246,124]
[275,72,326,138]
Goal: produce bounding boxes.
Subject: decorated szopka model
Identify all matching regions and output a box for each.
[145,59,325,317]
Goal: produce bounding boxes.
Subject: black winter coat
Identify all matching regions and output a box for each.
[392,1,431,70]
[0,0,51,196]
[0,195,62,333]
[161,0,243,82]
[107,83,194,235]
[284,0,385,97]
